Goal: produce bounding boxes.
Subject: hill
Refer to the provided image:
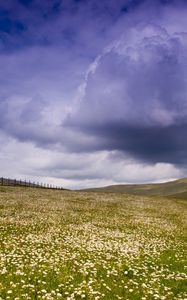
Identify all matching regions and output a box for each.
[82,178,187,198]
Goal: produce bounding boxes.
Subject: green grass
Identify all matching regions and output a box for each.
[0,187,186,299]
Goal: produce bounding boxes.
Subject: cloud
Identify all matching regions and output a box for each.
[65,14,187,166]
[0,132,182,189]
[0,43,91,147]
[0,0,187,187]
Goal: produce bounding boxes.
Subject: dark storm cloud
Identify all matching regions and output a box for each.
[64,8,187,166]
[71,122,187,165]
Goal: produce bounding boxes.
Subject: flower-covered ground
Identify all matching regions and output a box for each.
[0,186,186,299]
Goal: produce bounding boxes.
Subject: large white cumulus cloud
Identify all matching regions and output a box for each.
[65,16,187,165]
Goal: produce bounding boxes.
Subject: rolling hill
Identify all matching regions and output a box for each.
[82,178,187,198]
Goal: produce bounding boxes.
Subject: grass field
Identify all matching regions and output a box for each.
[0,186,186,299]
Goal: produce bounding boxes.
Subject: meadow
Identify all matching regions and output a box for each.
[0,186,186,299]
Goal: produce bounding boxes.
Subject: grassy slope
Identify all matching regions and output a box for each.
[0,186,186,299]
[82,178,187,198]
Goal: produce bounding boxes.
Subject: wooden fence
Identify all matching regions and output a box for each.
[0,177,64,190]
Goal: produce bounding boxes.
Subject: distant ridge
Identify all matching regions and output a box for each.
[82,178,187,199]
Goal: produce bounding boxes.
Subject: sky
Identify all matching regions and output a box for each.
[0,0,187,189]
